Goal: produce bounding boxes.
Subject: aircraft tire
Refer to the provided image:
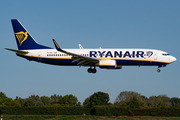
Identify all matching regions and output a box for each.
[88,68,92,73]
[92,69,97,74]
[157,69,161,73]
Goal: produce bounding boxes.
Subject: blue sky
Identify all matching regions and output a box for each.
[1,1,180,103]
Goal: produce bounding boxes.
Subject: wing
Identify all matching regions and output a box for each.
[52,39,99,66]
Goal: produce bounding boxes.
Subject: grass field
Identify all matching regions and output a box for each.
[2,115,180,120]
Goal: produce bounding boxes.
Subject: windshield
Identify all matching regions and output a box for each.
[162,53,170,56]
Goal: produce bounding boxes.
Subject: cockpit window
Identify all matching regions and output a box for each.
[162,53,170,56]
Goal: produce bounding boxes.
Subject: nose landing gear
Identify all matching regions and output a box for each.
[157,65,166,73]
[157,68,161,73]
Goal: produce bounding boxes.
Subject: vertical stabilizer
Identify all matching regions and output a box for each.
[11,19,51,50]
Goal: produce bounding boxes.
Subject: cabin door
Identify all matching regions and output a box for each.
[154,51,158,60]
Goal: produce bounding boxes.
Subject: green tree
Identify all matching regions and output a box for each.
[14,96,26,107]
[50,94,62,105]
[148,95,171,108]
[114,91,144,108]
[177,103,180,109]
[77,101,81,106]
[0,92,7,98]
[30,95,44,106]
[83,97,90,108]
[0,92,21,107]
[5,101,21,107]
[83,91,110,108]
[41,96,50,106]
[141,95,149,105]
[0,97,13,106]
[170,97,180,107]
[59,94,79,106]
[127,97,146,109]
[24,98,35,107]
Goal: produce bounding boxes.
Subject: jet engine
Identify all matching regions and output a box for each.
[99,59,122,69]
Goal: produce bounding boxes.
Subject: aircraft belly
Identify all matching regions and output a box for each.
[116,59,167,66]
[42,58,77,66]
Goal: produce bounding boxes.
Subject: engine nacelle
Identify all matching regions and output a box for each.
[99,59,122,69]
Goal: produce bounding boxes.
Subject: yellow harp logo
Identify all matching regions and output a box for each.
[15,31,28,46]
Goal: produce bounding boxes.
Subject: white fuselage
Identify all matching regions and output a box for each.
[18,48,176,67]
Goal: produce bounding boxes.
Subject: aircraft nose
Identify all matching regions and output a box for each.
[170,56,177,63]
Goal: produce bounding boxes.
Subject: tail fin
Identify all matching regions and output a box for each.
[11,19,51,50]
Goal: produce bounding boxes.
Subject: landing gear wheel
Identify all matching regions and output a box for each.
[157,69,161,73]
[88,68,92,73]
[92,69,97,74]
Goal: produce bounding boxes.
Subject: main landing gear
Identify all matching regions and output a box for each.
[87,66,97,74]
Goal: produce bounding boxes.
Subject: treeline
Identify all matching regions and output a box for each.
[0,91,180,116]
[0,91,180,109]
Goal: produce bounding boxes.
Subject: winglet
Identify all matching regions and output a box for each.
[52,39,62,51]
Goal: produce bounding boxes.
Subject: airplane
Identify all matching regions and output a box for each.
[5,19,176,74]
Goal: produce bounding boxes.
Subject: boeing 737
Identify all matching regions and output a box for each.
[5,19,177,73]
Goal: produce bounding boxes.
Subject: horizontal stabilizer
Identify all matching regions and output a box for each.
[5,48,28,54]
